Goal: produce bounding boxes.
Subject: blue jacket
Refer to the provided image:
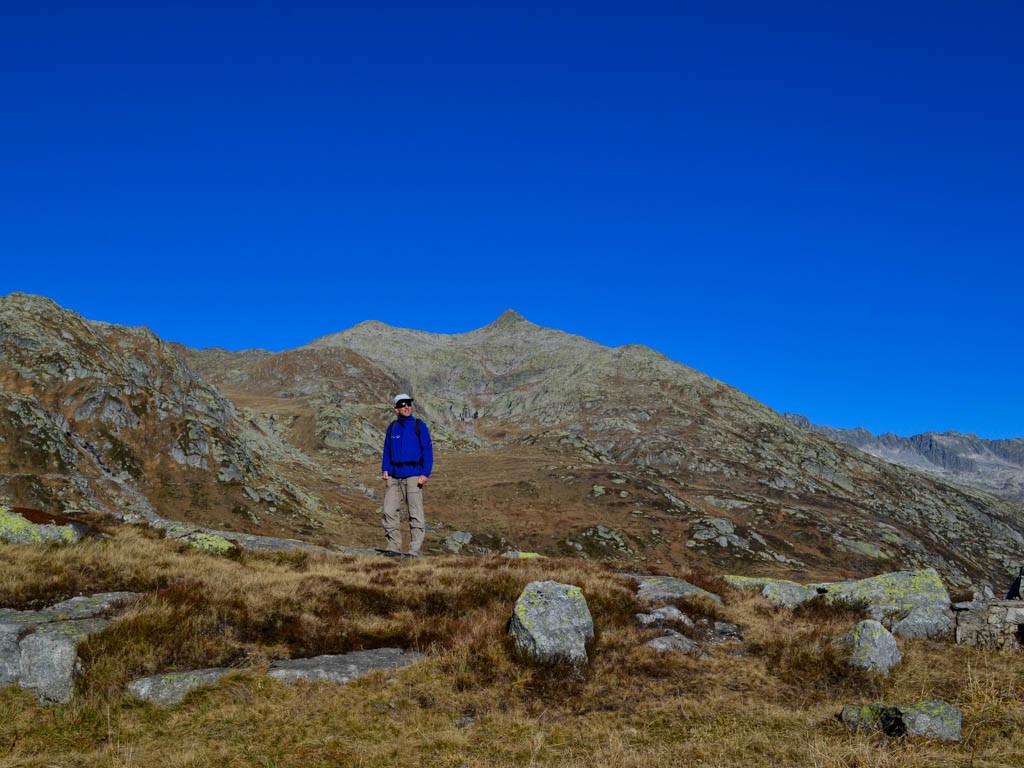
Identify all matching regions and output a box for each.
[381,415,433,478]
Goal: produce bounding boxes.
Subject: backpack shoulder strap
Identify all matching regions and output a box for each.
[385,420,397,463]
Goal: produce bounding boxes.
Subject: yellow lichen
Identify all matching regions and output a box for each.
[0,506,76,544]
[184,532,236,555]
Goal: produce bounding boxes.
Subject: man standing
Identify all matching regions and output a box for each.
[381,393,433,555]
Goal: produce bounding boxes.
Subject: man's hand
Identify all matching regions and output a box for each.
[418,475,428,486]
[382,471,389,481]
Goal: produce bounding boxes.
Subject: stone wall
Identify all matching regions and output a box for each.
[954,600,1024,649]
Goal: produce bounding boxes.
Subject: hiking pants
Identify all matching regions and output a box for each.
[383,476,425,555]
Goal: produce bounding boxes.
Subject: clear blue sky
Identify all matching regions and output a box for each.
[3,1,1021,438]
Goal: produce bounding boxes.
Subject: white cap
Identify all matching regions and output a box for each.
[393,394,414,406]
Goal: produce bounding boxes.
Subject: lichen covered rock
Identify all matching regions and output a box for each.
[508,580,594,665]
[833,619,902,673]
[841,700,962,741]
[502,550,545,559]
[824,569,951,633]
[726,568,952,638]
[0,506,87,545]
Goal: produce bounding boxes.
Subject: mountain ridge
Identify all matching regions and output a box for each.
[784,413,1024,501]
[3,292,1023,589]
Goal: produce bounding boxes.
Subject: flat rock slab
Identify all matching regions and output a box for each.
[128,668,234,706]
[268,648,424,684]
[129,648,424,707]
[633,576,723,605]
[154,518,336,554]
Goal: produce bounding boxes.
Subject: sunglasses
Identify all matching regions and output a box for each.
[395,401,413,408]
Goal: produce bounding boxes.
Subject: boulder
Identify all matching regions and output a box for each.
[724,575,819,609]
[18,618,109,703]
[841,701,962,741]
[900,700,964,741]
[508,581,594,665]
[823,569,952,638]
[891,605,953,639]
[833,620,901,674]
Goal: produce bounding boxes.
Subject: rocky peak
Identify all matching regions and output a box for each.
[487,308,530,329]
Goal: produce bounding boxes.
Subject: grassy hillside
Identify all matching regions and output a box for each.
[2,526,1023,767]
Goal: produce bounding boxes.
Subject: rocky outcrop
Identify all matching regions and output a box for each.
[0,501,374,559]
[0,293,328,541]
[726,569,953,639]
[150,515,377,557]
[0,592,141,703]
[631,577,741,655]
[508,581,595,665]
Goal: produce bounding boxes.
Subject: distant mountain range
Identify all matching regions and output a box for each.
[783,415,1024,501]
[2,292,1023,590]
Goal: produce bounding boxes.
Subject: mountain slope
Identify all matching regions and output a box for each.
[3,293,1023,589]
[0,293,369,542]
[196,306,1024,588]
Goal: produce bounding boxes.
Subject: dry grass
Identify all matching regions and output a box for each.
[2,529,1024,767]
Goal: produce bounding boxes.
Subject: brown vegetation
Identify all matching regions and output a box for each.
[2,528,1024,767]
